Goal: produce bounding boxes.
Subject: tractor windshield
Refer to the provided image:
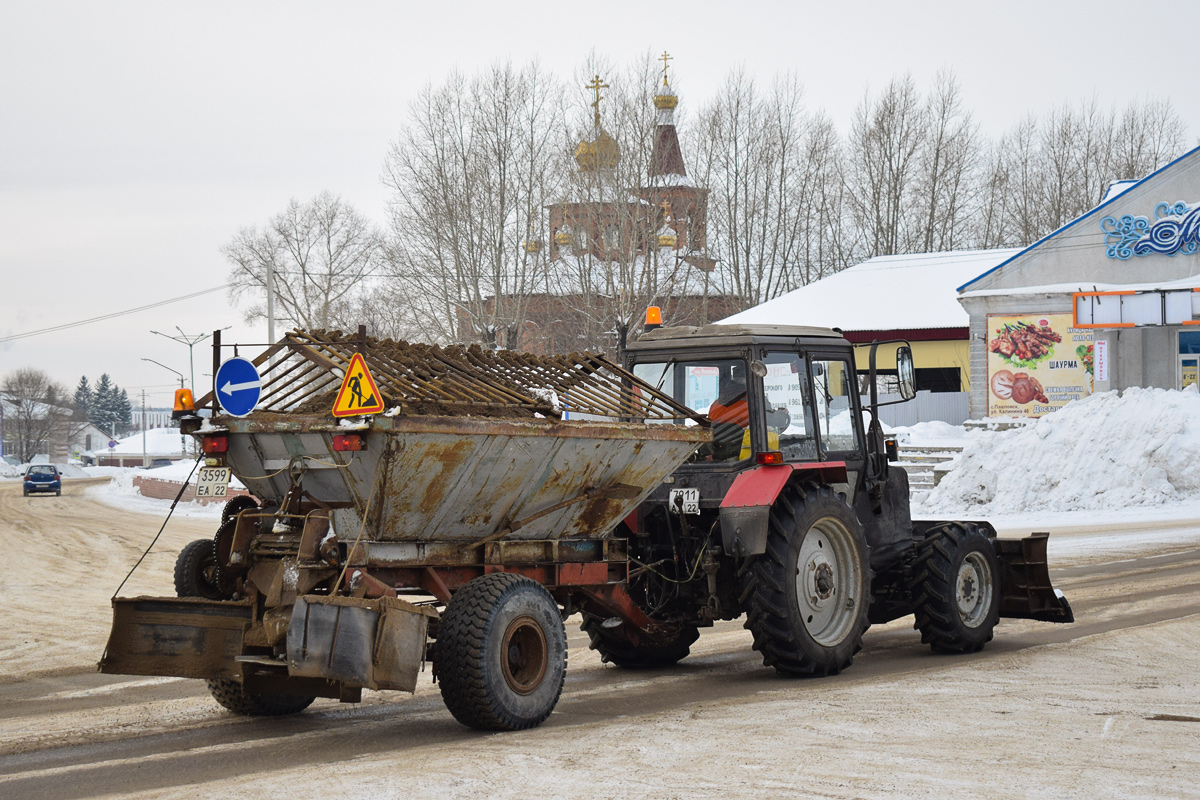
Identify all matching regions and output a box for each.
[633,358,748,463]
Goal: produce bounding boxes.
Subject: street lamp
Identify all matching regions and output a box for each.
[151,326,230,391]
[142,358,187,457]
[141,358,184,388]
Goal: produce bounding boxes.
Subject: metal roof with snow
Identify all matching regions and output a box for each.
[718,248,1020,332]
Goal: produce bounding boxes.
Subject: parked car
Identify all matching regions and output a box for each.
[23,464,61,497]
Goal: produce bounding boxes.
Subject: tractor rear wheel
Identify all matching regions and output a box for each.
[912,523,1000,653]
[581,617,699,668]
[435,572,566,731]
[205,678,314,716]
[740,484,871,676]
[174,539,227,600]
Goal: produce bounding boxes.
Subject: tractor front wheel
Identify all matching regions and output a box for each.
[912,523,1000,653]
[435,573,566,731]
[740,484,871,676]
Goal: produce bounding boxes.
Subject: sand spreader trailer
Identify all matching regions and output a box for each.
[101,329,710,730]
[101,325,1073,731]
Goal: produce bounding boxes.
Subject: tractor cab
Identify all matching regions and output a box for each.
[624,322,914,513]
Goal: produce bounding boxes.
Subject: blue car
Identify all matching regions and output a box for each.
[23,465,61,497]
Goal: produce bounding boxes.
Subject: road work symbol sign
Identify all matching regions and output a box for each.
[332,353,385,417]
[215,356,262,418]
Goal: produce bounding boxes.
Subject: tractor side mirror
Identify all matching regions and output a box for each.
[897,346,916,400]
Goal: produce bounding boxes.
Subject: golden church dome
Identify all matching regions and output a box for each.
[574,128,621,171]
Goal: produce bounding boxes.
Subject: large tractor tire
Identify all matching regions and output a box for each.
[173,539,227,600]
[581,617,699,669]
[911,522,1000,654]
[205,678,315,716]
[740,484,872,677]
[436,572,567,731]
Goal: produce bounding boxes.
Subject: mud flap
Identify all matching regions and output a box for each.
[99,597,252,679]
[993,533,1074,623]
[286,595,437,693]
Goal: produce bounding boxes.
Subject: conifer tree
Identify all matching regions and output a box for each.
[74,377,92,421]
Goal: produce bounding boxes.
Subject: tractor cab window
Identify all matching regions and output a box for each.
[810,357,861,454]
[762,352,818,461]
[633,358,748,463]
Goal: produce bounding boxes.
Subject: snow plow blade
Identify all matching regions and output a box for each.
[99,597,251,680]
[993,533,1074,623]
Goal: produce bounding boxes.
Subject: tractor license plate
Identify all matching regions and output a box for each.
[196,467,231,498]
[669,488,700,515]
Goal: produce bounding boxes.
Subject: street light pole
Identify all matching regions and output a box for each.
[142,358,188,457]
[151,327,229,390]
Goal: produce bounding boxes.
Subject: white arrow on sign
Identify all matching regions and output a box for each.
[221,379,262,396]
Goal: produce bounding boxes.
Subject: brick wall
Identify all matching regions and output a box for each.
[132,476,254,506]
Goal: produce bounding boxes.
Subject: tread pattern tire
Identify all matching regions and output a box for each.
[173,539,227,600]
[436,572,566,731]
[205,677,315,716]
[739,484,872,677]
[581,618,699,669]
[221,495,258,526]
[911,522,1000,654]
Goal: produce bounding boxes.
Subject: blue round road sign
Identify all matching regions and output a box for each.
[215,357,262,418]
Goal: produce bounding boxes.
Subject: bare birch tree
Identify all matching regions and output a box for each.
[382,61,565,347]
[224,192,384,332]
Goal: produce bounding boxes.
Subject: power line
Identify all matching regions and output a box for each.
[0,285,230,344]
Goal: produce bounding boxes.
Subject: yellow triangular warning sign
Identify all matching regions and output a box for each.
[332,353,386,417]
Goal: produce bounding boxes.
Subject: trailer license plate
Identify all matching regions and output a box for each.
[196,467,231,498]
[669,488,700,515]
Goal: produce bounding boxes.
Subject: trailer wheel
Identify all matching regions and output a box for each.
[436,572,566,731]
[581,617,699,668]
[174,539,227,600]
[221,495,259,525]
[912,523,1000,653]
[205,678,315,716]
[741,484,871,676]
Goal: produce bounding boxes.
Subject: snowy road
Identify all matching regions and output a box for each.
[1,481,1198,798]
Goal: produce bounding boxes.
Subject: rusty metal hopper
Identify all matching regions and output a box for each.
[199,330,709,545]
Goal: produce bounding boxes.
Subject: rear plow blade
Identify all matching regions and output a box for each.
[99,596,251,679]
[993,533,1074,623]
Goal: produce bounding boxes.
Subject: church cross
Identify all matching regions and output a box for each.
[659,51,672,85]
[586,74,609,127]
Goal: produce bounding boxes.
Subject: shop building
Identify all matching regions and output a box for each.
[958,145,1200,419]
[720,248,1018,424]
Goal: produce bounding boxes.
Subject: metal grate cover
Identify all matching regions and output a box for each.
[200,329,707,423]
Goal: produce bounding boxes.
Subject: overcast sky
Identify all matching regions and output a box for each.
[2,0,1197,409]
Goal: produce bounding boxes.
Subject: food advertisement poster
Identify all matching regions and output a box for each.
[987,313,1094,418]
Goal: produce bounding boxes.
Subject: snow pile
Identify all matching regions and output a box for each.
[918,386,1200,513]
[0,462,21,479]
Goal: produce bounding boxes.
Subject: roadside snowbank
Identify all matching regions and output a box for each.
[917,386,1200,514]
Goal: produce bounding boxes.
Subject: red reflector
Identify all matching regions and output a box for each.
[756,451,784,465]
[332,434,363,452]
[201,435,228,454]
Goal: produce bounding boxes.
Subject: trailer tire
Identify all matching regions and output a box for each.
[205,678,315,716]
[740,484,871,677]
[436,573,566,731]
[221,495,259,525]
[581,617,699,668]
[912,522,1000,654]
[174,539,227,600]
